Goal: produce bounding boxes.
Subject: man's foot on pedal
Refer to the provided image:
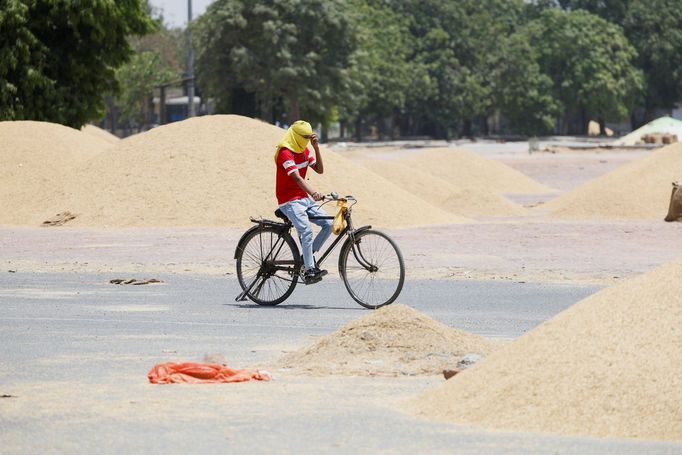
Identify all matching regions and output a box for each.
[301,267,326,285]
[312,267,328,278]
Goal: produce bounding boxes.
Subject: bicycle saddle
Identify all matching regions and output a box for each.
[274,209,289,221]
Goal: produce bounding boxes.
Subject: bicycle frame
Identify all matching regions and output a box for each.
[312,212,375,271]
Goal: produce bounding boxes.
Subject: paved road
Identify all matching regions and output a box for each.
[1,272,680,453]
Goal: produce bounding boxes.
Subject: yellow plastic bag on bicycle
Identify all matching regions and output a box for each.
[332,200,348,235]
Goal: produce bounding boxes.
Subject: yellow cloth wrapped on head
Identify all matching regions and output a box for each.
[274,120,312,162]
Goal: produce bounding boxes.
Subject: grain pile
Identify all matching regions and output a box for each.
[545,142,682,219]
[81,124,120,144]
[409,257,682,441]
[276,304,497,376]
[0,121,112,224]
[359,158,528,217]
[397,148,554,195]
[0,115,465,227]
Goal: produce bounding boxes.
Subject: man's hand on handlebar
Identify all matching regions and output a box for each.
[311,191,323,201]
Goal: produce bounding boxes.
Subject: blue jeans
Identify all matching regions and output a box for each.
[279,198,333,270]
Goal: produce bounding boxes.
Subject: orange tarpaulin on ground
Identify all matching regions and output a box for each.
[148,362,271,384]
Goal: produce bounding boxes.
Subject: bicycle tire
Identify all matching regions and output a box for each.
[338,229,405,309]
[236,226,300,305]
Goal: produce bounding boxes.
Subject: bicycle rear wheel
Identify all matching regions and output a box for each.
[338,229,405,309]
[236,227,300,305]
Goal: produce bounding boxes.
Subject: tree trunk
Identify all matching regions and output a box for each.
[287,96,300,123]
[105,96,115,133]
[480,116,489,136]
[462,119,472,139]
[561,111,571,135]
[259,94,272,123]
[598,117,606,136]
[143,96,151,131]
[355,117,363,142]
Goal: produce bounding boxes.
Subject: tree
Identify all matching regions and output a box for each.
[392,0,531,138]
[194,0,355,124]
[338,0,422,139]
[541,0,682,121]
[110,21,185,132]
[490,33,560,135]
[0,0,155,127]
[523,9,643,134]
[623,0,682,115]
[114,51,176,131]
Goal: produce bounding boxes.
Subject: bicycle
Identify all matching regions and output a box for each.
[234,193,405,309]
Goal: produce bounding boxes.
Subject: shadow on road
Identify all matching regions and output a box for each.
[225,302,366,311]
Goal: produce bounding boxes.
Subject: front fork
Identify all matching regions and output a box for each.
[344,216,377,272]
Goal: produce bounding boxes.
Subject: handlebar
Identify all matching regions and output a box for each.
[323,192,356,202]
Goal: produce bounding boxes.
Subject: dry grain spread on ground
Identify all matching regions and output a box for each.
[409,257,682,441]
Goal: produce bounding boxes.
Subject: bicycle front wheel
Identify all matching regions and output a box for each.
[236,227,300,305]
[339,229,405,309]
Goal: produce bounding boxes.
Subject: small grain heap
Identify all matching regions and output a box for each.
[410,257,682,441]
[545,142,682,219]
[276,303,496,376]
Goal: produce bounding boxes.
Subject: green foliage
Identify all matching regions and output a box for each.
[111,23,184,131]
[540,0,682,114]
[391,0,537,138]
[194,0,354,123]
[624,0,682,110]
[115,51,176,130]
[523,9,643,123]
[338,0,419,128]
[0,0,154,127]
[0,0,53,122]
[491,33,560,135]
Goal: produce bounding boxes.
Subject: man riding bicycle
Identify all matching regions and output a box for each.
[274,120,332,285]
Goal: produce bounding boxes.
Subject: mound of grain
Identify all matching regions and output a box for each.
[410,257,682,441]
[81,124,120,144]
[545,142,682,219]
[398,148,554,195]
[276,304,497,376]
[0,121,111,182]
[359,158,528,217]
[1,115,465,227]
[0,121,113,223]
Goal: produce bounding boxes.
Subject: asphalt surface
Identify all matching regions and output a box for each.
[1,272,681,454]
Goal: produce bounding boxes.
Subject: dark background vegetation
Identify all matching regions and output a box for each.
[1,0,681,139]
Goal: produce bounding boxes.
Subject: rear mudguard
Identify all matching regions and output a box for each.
[234,221,290,260]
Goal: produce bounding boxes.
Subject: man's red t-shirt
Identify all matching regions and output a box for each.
[276,147,317,204]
